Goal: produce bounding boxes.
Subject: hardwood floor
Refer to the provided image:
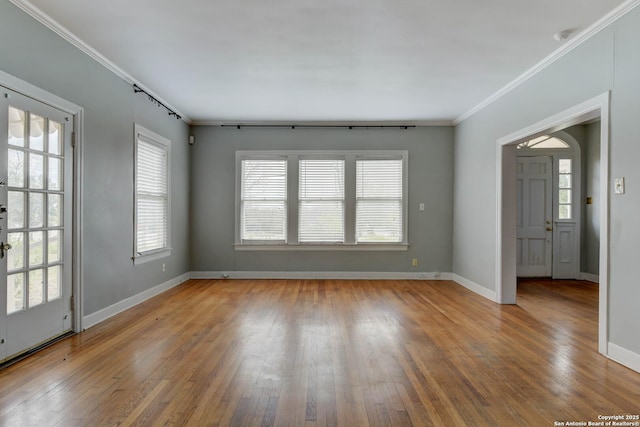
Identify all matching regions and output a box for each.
[1,279,638,426]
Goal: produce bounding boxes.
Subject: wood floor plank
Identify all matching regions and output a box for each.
[1,278,639,426]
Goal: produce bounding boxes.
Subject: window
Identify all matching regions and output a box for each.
[356,159,403,243]
[134,125,170,263]
[299,159,345,243]
[517,135,569,149]
[241,158,287,242]
[558,159,572,219]
[236,151,408,250]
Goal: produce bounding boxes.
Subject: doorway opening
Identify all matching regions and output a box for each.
[496,92,609,356]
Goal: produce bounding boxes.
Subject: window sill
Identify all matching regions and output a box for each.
[234,243,409,251]
[133,249,172,265]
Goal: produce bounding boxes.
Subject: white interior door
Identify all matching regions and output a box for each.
[516,156,552,277]
[0,88,73,362]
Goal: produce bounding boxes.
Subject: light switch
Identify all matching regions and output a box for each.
[614,177,625,194]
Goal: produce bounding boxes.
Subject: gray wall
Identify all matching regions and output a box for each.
[454,8,640,354]
[190,126,453,274]
[0,0,191,316]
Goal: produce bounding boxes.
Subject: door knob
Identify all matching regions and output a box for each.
[0,242,12,259]
[546,227,553,231]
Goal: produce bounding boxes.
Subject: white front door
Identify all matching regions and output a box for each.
[516,156,552,277]
[0,88,73,362]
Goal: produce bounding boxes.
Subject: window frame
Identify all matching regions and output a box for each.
[298,156,346,244]
[355,156,405,244]
[240,156,288,244]
[235,150,408,251]
[133,124,171,264]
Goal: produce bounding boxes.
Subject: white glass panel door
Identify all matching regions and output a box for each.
[0,89,73,362]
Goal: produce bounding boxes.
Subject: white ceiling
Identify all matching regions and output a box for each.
[16,0,627,123]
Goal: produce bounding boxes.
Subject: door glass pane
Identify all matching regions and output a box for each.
[8,191,25,229]
[8,149,25,187]
[29,153,44,189]
[48,266,61,301]
[559,159,572,174]
[48,157,62,191]
[559,205,572,220]
[558,159,572,220]
[48,121,63,155]
[8,107,26,147]
[29,231,44,267]
[7,273,25,314]
[29,192,44,228]
[28,269,44,307]
[48,194,62,227]
[30,114,45,151]
[7,232,25,271]
[48,230,61,263]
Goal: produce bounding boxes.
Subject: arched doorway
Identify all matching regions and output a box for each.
[516,131,581,278]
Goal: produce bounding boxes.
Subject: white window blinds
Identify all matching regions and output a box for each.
[299,159,345,243]
[356,159,403,243]
[236,151,408,248]
[136,137,168,254]
[241,159,287,241]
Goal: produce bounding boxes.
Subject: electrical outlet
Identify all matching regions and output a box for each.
[162,263,166,272]
[412,258,418,267]
[417,273,427,279]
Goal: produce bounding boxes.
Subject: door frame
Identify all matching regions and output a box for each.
[1,69,84,333]
[496,92,609,356]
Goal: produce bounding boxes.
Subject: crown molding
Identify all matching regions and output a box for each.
[454,0,640,125]
[7,0,191,124]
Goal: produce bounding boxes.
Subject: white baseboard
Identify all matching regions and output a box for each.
[579,272,600,283]
[82,272,191,329]
[608,342,640,374]
[190,271,453,281]
[451,274,497,302]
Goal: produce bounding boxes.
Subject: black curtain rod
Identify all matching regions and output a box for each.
[221,124,416,130]
[133,84,181,120]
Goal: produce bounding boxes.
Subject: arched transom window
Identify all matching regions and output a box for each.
[517,135,570,150]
